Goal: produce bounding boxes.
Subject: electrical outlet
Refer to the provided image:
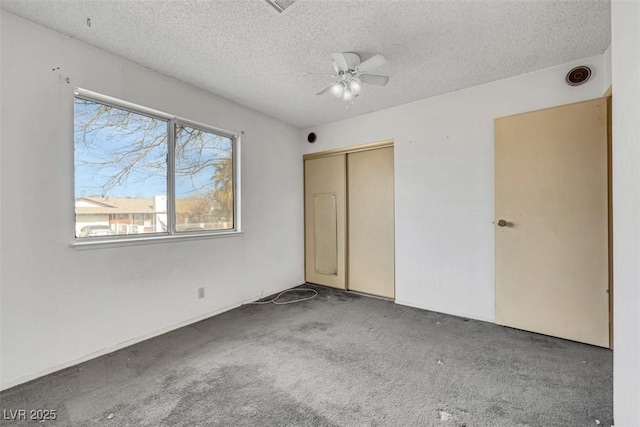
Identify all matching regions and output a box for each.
[198,287,205,299]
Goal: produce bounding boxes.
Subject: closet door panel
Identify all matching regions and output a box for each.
[304,155,347,289]
[348,147,395,298]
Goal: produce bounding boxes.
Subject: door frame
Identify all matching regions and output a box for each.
[607,95,613,349]
[303,139,394,160]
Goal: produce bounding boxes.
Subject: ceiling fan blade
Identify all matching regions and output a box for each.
[332,52,349,71]
[343,52,362,69]
[357,54,386,73]
[304,72,337,77]
[316,82,335,95]
[359,74,389,86]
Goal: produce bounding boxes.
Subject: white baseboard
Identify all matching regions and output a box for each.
[394,299,495,324]
[1,283,300,391]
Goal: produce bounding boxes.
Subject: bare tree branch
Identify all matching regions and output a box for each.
[75,99,234,220]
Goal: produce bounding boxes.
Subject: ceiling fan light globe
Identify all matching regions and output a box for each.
[331,82,344,97]
[349,79,362,95]
[342,88,354,102]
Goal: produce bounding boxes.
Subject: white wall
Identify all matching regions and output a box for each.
[611,1,640,424]
[303,54,606,322]
[0,12,304,389]
[604,44,612,92]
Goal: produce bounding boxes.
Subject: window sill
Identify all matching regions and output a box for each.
[70,230,243,250]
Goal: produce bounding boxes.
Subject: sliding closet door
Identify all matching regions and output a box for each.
[347,147,395,298]
[304,155,347,289]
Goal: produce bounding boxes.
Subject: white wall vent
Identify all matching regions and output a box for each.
[264,0,298,14]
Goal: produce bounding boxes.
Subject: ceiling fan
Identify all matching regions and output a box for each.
[308,52,389,104]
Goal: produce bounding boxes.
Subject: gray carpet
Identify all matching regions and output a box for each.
[1,284,612,426]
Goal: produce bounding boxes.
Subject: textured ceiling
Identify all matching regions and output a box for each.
[1,0,611,129]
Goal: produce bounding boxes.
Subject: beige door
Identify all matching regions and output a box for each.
[304,154,347,289]
[494,97,609,347]
[348,147,395,298]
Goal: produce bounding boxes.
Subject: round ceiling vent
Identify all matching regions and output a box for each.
[566,66,592,86]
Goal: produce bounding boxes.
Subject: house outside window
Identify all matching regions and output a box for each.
[74,89,239,241]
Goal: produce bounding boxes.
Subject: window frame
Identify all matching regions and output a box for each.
[71,88,242,249]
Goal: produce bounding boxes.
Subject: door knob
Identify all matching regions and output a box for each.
[497,219,508,227]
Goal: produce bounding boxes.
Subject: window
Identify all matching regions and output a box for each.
[74,89,238,241]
